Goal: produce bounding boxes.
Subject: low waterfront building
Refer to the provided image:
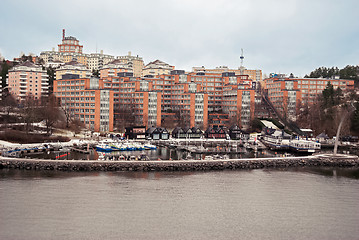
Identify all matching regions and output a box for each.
[145,127,169,140]
[204,127,228,139]
[171,127,203,139]
[124,126,146,140]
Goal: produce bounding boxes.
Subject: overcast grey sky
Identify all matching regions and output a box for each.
[1,0,358,77]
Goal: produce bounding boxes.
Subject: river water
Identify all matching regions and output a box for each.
[1,167,359,240]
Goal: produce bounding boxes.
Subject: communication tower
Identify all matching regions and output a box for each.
[239,49,245,74]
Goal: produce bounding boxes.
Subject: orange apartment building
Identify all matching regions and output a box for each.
[53,68,257,132]
[263,77,302,121]
[53,76,114,132]
[187,71,256,128]
[101,70,209,130]
[295,78,354,104]
[101,73,162,128]
[7,61,49,101]
[150,71,209,129]
[262,75,354,120]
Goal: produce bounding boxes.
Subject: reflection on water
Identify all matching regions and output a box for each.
[0,167,358,240]
[1,166,359,180]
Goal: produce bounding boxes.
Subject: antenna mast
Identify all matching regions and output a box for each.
[240,48,244,68]
[239,48,245,74]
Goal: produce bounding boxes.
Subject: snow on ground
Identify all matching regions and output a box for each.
[260,120,279,130]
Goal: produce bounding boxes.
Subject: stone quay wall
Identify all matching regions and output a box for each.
[1,154,358,172]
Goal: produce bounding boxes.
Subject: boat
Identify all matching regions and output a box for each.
[261,129,291,150]
[144,143,157,150]
[288,139,321,153]
[204,155,214,160]
[95,143,113,152]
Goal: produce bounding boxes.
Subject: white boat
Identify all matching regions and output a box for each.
[288,139,321,153]
[144,143,157,150]
[261,130,291,150]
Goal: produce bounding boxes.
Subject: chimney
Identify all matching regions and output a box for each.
[128,51,131,56]
[62,29,65,40]
[100,50,103,54]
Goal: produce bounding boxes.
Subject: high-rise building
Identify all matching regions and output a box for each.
[53,76,114,132]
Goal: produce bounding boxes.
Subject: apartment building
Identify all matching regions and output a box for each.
[263,76,355,109]
[7,61,49,101]
[192,66,262,82]
[40,50,88,66]
[295,78,354,104]
[87,51,115,71]
[55,61,92,80]
[116,52,144,77]
[53,76,114,132]
[101,73,162,128]
[142,59,174,77]
[262,77,302,121]
[99,59,132,78]
[222,84,256,129]
[151,71,208,129]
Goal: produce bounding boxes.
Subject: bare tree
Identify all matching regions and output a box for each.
[0,92,17,116]
[20,96,39,134]
[39,94,62,135]
[116,102,137,132]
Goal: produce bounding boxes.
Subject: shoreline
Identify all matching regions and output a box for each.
[1,154,358,172]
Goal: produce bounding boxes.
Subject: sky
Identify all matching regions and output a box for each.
[1,0,359,77]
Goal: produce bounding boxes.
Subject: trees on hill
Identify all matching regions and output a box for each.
[305,65,359,87]
[296,82,357,137]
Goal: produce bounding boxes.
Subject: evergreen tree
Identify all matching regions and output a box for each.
[47,66,55,93]
[0,60,10,88]
[350,101,359,135]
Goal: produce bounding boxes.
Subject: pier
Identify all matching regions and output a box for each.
[0,154,358,172]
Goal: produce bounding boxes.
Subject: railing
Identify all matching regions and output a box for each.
[261,92,303,135]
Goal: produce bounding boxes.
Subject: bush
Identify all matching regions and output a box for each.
[0,129,70,144]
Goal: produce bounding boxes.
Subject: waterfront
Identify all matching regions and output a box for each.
[1,168,359,240]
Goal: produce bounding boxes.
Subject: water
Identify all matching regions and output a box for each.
[1,168,359,240]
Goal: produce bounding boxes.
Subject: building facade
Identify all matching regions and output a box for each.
[7,61,49,101]
[116,52,144,77]
[55,61,92,80]
[53,77,114,132]
[142,59,174,77]
[192,66,262,82]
